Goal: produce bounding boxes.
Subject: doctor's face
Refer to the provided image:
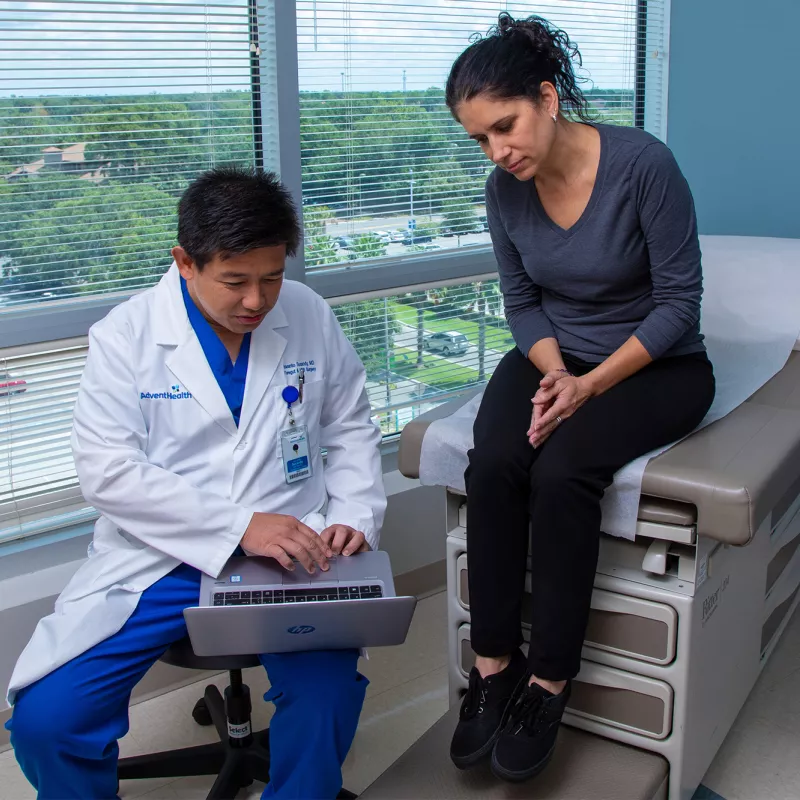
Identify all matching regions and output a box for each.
[173,245,286,335]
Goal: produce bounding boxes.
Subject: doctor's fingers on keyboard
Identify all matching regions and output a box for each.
[321,525,364,556]
[241,513,332,572]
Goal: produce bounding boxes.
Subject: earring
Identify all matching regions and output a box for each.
[552,113,558,123]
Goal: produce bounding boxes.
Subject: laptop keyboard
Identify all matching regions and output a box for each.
[213,585,384,606]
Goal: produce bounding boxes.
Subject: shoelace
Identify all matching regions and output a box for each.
[461,669,488,719]
[507,687,548,736]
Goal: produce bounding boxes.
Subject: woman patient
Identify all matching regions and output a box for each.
[444,12,715,784]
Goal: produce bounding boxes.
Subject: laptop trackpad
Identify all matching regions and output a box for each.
[281,559,341,585]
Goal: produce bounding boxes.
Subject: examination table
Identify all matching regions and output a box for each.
[361,348,800,800]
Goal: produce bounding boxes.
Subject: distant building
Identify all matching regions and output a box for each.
[5,143,109,184]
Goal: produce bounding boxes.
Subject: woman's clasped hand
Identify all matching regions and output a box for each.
[527,371,593,448]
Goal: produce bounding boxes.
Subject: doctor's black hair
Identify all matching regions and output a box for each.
[445,12,592,123]
[177,166,301,269]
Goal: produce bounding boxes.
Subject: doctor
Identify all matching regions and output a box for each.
[6,166,387,799]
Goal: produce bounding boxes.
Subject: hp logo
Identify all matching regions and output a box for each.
[287,625,315,635]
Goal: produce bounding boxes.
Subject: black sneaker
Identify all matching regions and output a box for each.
[491,679,571,782]
[449,648,527,770]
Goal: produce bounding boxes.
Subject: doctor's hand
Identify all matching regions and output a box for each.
[320,525,371,556]
[241,513,333,574]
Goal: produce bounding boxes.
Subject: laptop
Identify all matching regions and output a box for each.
[184,550,417,656]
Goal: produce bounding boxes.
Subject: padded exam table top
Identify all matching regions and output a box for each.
[398,352,800,545]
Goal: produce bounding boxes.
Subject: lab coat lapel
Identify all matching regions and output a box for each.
[154,264,238,438]
[167,336,239,438]
[238,302,289,438]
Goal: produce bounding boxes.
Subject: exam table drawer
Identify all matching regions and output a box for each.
[456,555,677,666]
[457,624,674,740]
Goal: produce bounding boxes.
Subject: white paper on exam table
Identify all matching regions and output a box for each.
[419,236,800,540]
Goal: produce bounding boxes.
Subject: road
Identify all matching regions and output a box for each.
[325,206,487,239]
[394,322,504,375]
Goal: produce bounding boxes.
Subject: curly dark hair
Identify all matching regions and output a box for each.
[445,12,593,123]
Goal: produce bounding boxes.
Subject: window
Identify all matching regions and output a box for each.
[295,0,668,277]
[0,0,274,308]
[0,0,669,542]
[330,277,509,436]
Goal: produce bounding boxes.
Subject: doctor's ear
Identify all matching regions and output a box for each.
[172,246,198,280]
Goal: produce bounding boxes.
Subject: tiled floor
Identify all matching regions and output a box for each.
[0,591,798,799]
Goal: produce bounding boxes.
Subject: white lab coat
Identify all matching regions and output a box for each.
[7,265,386,704]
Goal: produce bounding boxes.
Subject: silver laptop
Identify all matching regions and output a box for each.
[184,550,417,656]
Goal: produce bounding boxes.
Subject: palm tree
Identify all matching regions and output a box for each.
[408,290,427,366]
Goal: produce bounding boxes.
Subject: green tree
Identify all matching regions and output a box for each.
[305,234,340,269]
[442,193,480,236]
[333,299,399,376]
[303,204,334,237]
[350,233,387,260]
[14,181,175,293]
[407,291,428,366]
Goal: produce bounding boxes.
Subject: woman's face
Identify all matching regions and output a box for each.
[456,92,557,182]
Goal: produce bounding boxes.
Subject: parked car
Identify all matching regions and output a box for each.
[388,229,406,242]
[424,331,469,357]
[335,235,355,249]
[401,231,434,245]
[0,370,27,397]
[373,230,393,244]
[441,222,483,236]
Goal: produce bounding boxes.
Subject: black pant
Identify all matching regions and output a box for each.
[465,349,715,680]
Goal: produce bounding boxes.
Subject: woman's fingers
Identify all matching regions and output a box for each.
[537,395,572,430]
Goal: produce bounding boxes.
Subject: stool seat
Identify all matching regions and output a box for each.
[160,637,262,671]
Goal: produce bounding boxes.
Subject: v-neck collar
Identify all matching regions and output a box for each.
[180,276,251,427]
[530,123,607,240]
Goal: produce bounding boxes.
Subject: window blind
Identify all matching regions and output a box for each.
[0,339,90,543]
[0,0,276,309]
[330,277,509,435]
[295,0,667,272]
[0,277,509,543]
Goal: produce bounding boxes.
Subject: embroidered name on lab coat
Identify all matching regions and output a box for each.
[140,384,194,400]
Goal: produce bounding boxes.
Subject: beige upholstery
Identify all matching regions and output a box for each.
[359,707,668,800]
[397,389,480,481]
[398,352,800,545]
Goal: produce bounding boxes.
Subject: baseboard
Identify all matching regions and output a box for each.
[394,558,446,599]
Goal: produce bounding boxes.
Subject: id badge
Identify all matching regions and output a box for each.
[280,424,313,484]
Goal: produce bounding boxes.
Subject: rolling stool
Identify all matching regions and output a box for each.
[117,637,358,799]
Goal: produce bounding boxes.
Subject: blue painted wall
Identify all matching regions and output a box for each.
[667,0,799,238]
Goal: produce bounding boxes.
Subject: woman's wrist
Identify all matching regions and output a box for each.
[576,372,599,398]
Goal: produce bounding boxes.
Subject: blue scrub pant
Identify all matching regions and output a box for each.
[6,564,368,800]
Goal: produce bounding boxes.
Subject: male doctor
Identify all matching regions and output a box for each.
[6,167,387,799]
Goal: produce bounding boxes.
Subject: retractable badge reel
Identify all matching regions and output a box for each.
[280,385,312,484]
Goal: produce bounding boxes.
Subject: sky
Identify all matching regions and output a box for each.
[1,0,639,99]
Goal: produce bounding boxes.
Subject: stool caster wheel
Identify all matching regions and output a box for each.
[192,697,213,726]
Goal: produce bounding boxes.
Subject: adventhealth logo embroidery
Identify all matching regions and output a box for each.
[140,384,193,400]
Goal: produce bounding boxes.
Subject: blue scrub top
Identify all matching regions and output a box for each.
[180,277,251,427]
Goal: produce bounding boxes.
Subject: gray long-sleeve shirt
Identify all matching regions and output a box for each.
[486,123,706,363]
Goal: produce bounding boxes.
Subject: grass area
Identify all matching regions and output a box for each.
[390,300,511,351]
[391,346,480,391]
